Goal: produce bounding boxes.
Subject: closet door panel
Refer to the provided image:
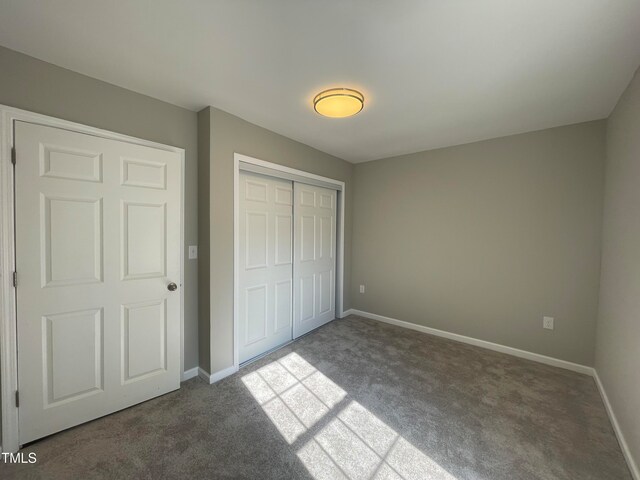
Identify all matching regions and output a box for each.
[293,183,337,338]
[239,172,293,363]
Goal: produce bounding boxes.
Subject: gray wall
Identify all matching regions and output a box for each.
[596,66,640,470]
[199,106,354,374]
[351,121,606,366]
[197,109,211,371]
[0,46,200,371]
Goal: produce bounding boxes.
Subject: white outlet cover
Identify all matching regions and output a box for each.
[543,316,554,330]
[359,285,365,293]
[188,245,198,259]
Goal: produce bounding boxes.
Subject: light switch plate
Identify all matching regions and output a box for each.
[188,245,198,259]
[543,316,554,330]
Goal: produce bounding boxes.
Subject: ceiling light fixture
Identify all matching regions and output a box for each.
[313,88,364,118]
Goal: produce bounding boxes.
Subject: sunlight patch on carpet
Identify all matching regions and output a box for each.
[242,352,456,479]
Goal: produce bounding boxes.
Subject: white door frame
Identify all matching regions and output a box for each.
[0,104,186,453]
[233,153,347,371]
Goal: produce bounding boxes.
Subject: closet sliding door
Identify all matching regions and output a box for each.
[238,172,293,363]
[238,169,338,363]
[293,183,337,338]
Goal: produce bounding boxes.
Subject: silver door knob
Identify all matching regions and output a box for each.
[167,282,178,291]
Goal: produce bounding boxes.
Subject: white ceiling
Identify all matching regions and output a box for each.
[1,1,639,163]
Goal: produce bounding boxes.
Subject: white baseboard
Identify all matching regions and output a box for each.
[593,371,639,480]
[349,309,593,375]
[198,365,239,384]
[197,367,210,383]
[211,364,239,383]
[181,367,199,382]
[340,308,356,318]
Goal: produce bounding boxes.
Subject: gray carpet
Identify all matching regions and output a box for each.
[1,315,631,479]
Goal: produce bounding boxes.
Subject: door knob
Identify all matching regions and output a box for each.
[167,282,178,291]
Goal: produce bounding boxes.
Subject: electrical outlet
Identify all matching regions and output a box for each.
[188,245,198,259]
[359,285,365,294]
[543,316,554,330]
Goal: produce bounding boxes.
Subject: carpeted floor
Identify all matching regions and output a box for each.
[1,315,632,479]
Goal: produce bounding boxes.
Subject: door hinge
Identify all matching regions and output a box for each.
[15,390,19,408]
[11,146,16,165]
[13,271,17,287]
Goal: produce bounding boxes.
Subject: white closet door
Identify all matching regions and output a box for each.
[239,172,293,363]
[15,121,182,444]
[293,183,337,338]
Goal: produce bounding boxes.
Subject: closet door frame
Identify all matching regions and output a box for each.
[233,153,346,370]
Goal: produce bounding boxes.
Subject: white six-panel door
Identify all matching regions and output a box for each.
[238,172,294,363]
[293,183,337,338]
[15,121,182,444]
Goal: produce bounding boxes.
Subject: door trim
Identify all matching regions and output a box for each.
[0,104,185,453]
[233,153,346,374]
